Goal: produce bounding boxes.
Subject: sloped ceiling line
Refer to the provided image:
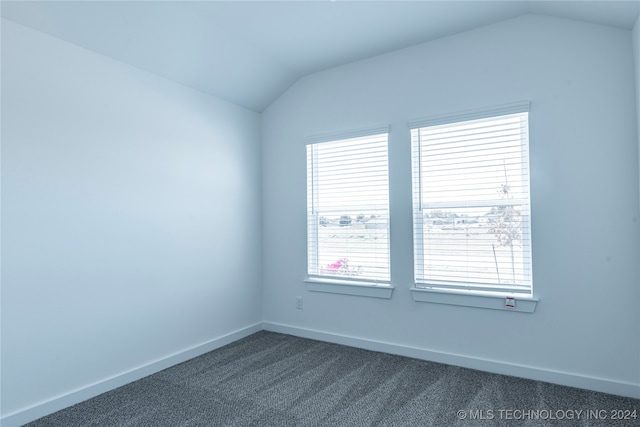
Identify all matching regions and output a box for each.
[2,1,638,112]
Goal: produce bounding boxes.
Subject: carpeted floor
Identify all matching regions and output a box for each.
[26,331,639,426]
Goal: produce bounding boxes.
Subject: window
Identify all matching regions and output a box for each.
[410,103,533,301]
[306,129,391,290]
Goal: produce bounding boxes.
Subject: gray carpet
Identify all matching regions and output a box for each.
[26,331,639,426]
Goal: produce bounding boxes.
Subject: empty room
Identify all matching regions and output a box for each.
[2,1,639,426]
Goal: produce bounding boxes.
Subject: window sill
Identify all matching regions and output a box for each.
[305,278,393,299]
[410,287,538,313]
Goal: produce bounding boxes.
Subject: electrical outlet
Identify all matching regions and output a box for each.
[505,296,515,308]
[296,296,303,309]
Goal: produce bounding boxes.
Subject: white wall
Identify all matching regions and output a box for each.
[262,14,640,397]
[1,18,263,422]
[635,17,640,207]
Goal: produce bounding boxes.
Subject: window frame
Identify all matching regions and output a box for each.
[305,126,394,299]
[408,102,537,312]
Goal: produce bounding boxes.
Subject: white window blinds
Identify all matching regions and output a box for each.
[411,104,533,295]
[307,130,390,283]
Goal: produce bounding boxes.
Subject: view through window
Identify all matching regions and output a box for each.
[411,110,533,294]
[307,132,390,283]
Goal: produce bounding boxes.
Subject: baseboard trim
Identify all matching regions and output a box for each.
[4,321,637,426]
[1,323,262,427]
[263,321,640,399]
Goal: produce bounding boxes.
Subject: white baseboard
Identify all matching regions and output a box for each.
[1,323,262,427]
[263,321,640,400]
[3,321,637,427]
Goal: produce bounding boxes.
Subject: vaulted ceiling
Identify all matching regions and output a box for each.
[2,1,639,112]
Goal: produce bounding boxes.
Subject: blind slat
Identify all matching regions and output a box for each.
[408,101,530,129]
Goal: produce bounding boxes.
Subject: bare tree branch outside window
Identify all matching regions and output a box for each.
[488,161,522,283]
